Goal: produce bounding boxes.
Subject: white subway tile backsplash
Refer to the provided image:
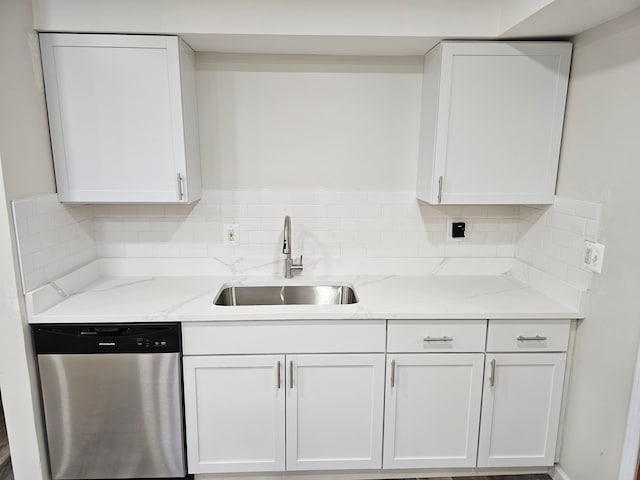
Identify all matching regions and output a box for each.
[341,192,369,204]
[574,201,601,220]
[317,192,342,205]
[288,192,318,204]
[11,195,97,293]
[584,219,599,241]
[220,204,248,218]
[469,244,498,257]
[516,196,602,290]
[89,190,519,262]
[354,204,382,218]
[546,210,587,235]
[487,205,518,216]
[259,191,288,204]
[461,205,489,217]
[418,203,451,218]
[485,231,515,244]
[12,190,554,292]
[340,247,367,257]
[497,244,516,257]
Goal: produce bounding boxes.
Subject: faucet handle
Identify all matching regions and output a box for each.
[292,255,303,268]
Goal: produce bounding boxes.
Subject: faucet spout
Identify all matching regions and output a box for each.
[282,215,303,279]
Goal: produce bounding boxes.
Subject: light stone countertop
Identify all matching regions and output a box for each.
[28,272,582,324]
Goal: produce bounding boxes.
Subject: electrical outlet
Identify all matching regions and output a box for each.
[223,224,239,246]
[583,240,605,273]
[446,219,467,241]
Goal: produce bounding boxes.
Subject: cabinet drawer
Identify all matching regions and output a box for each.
[486,320,570,352]
[387,320,487,353]
[182,320,386,355]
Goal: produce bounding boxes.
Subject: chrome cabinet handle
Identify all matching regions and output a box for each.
[177,173,184,201]
[390,360,396,387]
[277,361,281,389]
[437,176,443,203]
[517,335,548,342]
[424,336,453,343]
[489,359,496,387]
[289,361,294,389]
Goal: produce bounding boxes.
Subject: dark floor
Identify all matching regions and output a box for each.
[0,462,12,480]
[425,476,551,480]
[0,401,13,480]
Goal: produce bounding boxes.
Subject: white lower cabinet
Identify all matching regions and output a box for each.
[477,353,567,467]
[383,354,484,468]
[286,354,385,470]
[182,319,571,475]
[183,355,285,473]
[183,352,385,474]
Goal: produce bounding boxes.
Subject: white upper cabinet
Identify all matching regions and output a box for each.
[40,34,201,203]
[416,41,572,205]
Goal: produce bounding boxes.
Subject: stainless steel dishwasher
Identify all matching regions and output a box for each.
[33,323,187,480]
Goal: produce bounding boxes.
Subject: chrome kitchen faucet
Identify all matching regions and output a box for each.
[283,215,303,279]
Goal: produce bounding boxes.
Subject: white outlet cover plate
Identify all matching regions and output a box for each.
[223,224,239,246]
[583,240,605,273]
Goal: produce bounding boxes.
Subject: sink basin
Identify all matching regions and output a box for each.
[214,285,359,306]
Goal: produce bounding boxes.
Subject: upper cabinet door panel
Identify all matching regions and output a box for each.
[417,41,572,205]
[40,34,201,203]
[442,46,566,201]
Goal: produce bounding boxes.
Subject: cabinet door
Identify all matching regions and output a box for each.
[183,355,285,473]
[286,354,385,470]
[383,354,484,468]
[40,34,195,203]
[418,42,571,205]
[478,353,566,467]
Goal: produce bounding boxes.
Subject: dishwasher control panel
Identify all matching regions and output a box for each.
[33,323,181,354]
[136,337,170,348]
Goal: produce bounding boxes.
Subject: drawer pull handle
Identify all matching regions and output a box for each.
[391,360,396,387]
[289,361,294,389]
[424,336,453,343]
[276,361,281,389]
[489,359,496,387]
[517,335,548,342]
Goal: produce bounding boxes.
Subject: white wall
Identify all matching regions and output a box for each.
[0,1,58,478]
[0,159,48,479]
[197,53,423,191]
[555,7,640,479]
[0,0,55,200]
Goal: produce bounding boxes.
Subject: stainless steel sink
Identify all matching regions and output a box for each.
[214,285,359,306]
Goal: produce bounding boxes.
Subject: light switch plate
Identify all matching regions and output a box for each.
[583,240,605,273]
[223,224,239,246]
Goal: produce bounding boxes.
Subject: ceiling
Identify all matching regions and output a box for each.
[32,0,640,55]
